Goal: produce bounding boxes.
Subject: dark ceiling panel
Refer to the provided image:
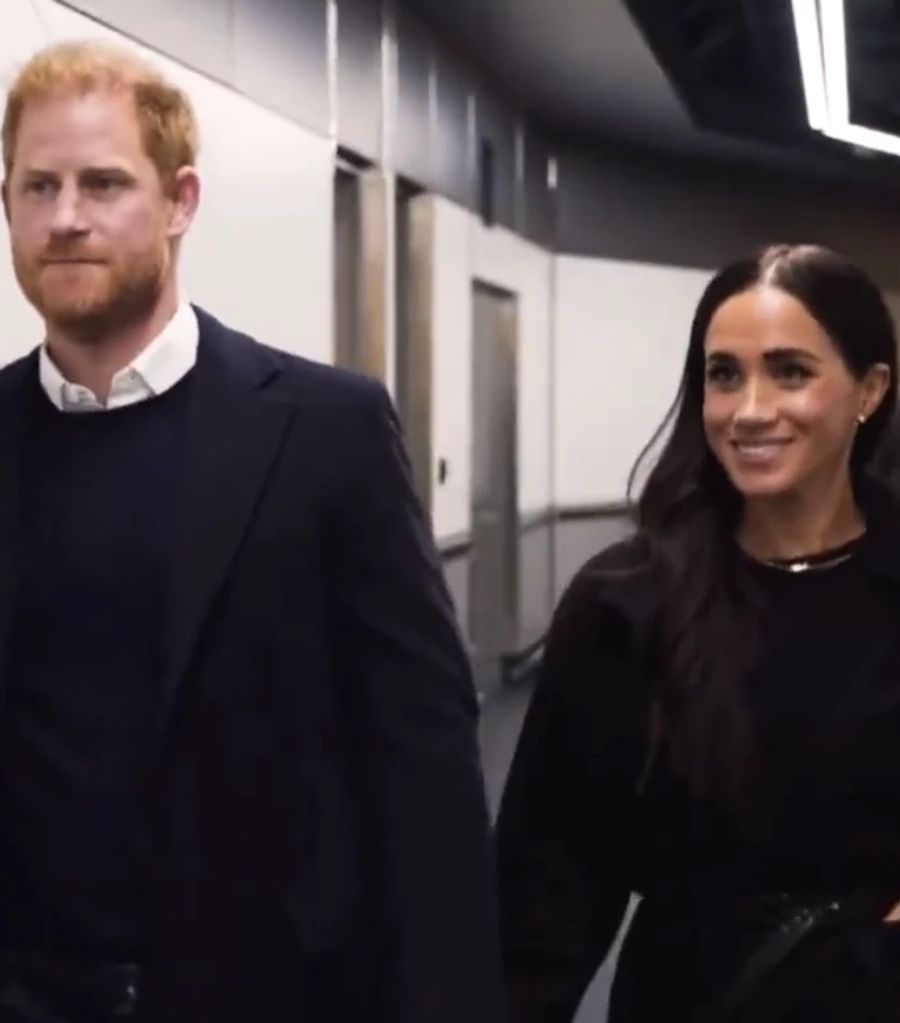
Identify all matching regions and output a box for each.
[522,129,555,248]
[60,0,233,83]
[559,144,900,288]
[395,8,434,187]
[476,90,516,231]
[432,42,476,209]
[336,0,384,161]
[625,0,807,145]
[626,0,900,187]
[847,0,900,137]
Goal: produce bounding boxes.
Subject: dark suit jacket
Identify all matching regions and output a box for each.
[0,307,504,1023]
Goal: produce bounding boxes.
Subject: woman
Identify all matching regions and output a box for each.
[496,244,900,1022]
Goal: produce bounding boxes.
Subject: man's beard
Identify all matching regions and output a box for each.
[13,242,168,342]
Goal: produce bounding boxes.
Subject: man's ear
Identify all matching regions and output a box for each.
[167,166,201,239]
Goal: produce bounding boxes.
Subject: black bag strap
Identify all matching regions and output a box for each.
[708,900,838,1021]
[707,891,898,1023]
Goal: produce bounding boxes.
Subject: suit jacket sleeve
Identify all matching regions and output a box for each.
[495,552,650,1022]
[330,381,505,1023]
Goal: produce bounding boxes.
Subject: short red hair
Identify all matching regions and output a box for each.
[3,39,199,194]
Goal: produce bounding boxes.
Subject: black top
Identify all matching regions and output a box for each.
[635,535,900,899]
[0,374,191,957]
[496,480,900,1021]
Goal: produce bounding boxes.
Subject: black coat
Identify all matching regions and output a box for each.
[497,482,900,1023]
[0,308,504,1023]
[495,537,652,1022]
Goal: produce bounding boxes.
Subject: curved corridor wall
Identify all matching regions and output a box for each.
[553,147,900,510]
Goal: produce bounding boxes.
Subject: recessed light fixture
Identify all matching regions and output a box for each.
[791,0,900,158]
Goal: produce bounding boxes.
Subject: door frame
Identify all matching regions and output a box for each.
[469,278,521,675]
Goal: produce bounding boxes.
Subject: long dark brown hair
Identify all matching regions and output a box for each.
[630,244,898,797]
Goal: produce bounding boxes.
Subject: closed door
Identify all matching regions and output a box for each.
[470,282,520,673]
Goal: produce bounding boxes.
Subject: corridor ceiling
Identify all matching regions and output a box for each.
[402,0,900,192]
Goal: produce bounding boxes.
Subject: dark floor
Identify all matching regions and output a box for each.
[478,680,628,1023]
[478,680,532,820]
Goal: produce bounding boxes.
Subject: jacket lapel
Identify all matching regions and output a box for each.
[0,354,37,687]
[158,311,296,732]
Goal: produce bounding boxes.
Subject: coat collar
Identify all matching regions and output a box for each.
[156,306,297,732]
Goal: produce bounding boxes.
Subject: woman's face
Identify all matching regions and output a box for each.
[702,284,889,501]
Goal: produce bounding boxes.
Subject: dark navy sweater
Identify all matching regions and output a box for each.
[0,372,191,957]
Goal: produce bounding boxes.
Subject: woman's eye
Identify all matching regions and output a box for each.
[706,363,740,387]
[776,363,813,385]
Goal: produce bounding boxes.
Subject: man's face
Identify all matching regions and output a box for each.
[4,89,179,337]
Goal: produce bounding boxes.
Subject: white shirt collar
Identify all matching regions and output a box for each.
[39,303,200,413]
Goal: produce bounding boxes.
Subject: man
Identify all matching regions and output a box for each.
[0,40,503,1023]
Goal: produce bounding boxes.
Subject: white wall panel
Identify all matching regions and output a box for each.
[517,242,553,515]
[554,255,712,507]
[58,0,233,84]
[430,197,473,540]
[428,204,553,540]
[0,0,334,367]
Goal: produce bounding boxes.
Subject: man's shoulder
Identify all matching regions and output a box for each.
[196,306,384,412]
[272,346,384,407]
[0,349,38,397]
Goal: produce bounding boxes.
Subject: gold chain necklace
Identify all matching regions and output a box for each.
[756,534,865,574]
[758,550,857,573]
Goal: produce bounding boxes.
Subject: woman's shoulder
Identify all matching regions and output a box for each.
[550,533,660,660]
[560,534,658,616]
[539,535,658,759]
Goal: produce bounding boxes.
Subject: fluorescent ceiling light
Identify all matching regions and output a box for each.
[791,0,900,159]
[819,0,850,125]
[823,121,900,158]
[791,0,828,130]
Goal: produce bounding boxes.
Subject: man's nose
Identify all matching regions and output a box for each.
[49,182,89,239]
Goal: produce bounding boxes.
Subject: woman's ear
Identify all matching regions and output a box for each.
[860,363,891,422]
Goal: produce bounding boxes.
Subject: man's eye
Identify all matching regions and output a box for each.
[87,176,123,193]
